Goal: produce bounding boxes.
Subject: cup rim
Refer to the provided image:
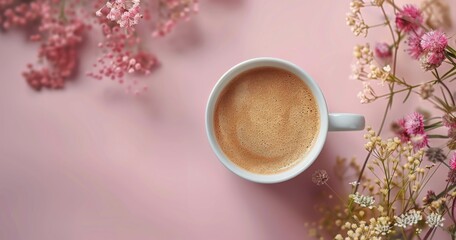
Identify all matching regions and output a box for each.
[205,57,329,183]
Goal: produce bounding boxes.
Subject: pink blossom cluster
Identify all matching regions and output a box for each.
[0,0,43,30]
[87,22,157,94]
[89,0,198,94]
[443,114,456,140]
[1,0,198,92]
[418,30,448,70]
[96,0,142,29]
[24,18,86,90]
[406,29,448,71]
[1,0,87,90]
[0,0,14,8]
[396,4,449,71]
[395,112,428,150]
[152,0,199,37]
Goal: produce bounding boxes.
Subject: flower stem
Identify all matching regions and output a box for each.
[428,134,449,139]
[353,101,390,194]
[325,183,344,202]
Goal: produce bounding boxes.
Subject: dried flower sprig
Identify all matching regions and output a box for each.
[309,0,456,239]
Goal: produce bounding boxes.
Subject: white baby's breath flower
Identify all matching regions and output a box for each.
[367,64,390,83]
[353,44,374,64]
[426,212,444,228]
[394,209,422,228]
[383,65,391,73]
[358,82,377,104]
[350,64,363,80]
[374,216,391,235]
[349,181,360,187]
[350,0,365,13]
[346,12,368,37]
[351,192,375,209]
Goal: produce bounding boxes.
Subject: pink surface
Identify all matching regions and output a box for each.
[1,1,455,239]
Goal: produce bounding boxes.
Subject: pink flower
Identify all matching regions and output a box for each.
[20,3,86,91]
[87,21,157,95]
[151,0,198,37]
[410,133,429,150]
[97,0,142,29]
[420,51,445,71]
[421,30,448,52]
[118,4,142,28]
[443,114,456,139]
[0,1,43,30]
[406,30,448,70]
[395,112,428,150]
[374,42,392,59]
[443,114,456,129]
[395,4,423,33]
[450,152,456,170]
[404,112,425,135]
[395,118,410,143]
[406,31,424,59]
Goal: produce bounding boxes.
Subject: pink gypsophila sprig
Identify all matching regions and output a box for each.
[0,1,43,30]
[1,0,198,93]
[89,0,198,94]
[87,22,157,95]
[96,0,142,29]
[17,1,87,90]
[395,4,423,33]
[152,0,199,37]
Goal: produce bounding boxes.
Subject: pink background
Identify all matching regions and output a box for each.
[1,0,455,239]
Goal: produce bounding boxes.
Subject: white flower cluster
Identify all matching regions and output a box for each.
[346,0,368,37]
[394,209,422,228]
[374,216,391,236]
[358,82,377,104]
[351,192,375,209]
[426,212,444,228]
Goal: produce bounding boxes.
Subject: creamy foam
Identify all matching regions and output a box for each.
[214,67,320,174]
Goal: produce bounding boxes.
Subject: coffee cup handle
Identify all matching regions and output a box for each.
[328,113,365,131]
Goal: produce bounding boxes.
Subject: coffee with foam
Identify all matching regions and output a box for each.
[214,67,320,174]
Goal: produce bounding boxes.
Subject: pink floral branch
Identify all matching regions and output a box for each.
[0,0,198,93]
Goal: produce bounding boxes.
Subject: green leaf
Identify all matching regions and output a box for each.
[445,51,456,66]
[434,96,451,112]
[428,134,449,139]
[402,88,412,103]
[441,87,449,106]
[442,66,456,79]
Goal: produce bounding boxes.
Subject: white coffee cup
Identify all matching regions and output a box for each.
[206,58,365,183]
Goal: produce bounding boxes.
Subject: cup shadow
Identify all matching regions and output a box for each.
[232,140,349,235]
